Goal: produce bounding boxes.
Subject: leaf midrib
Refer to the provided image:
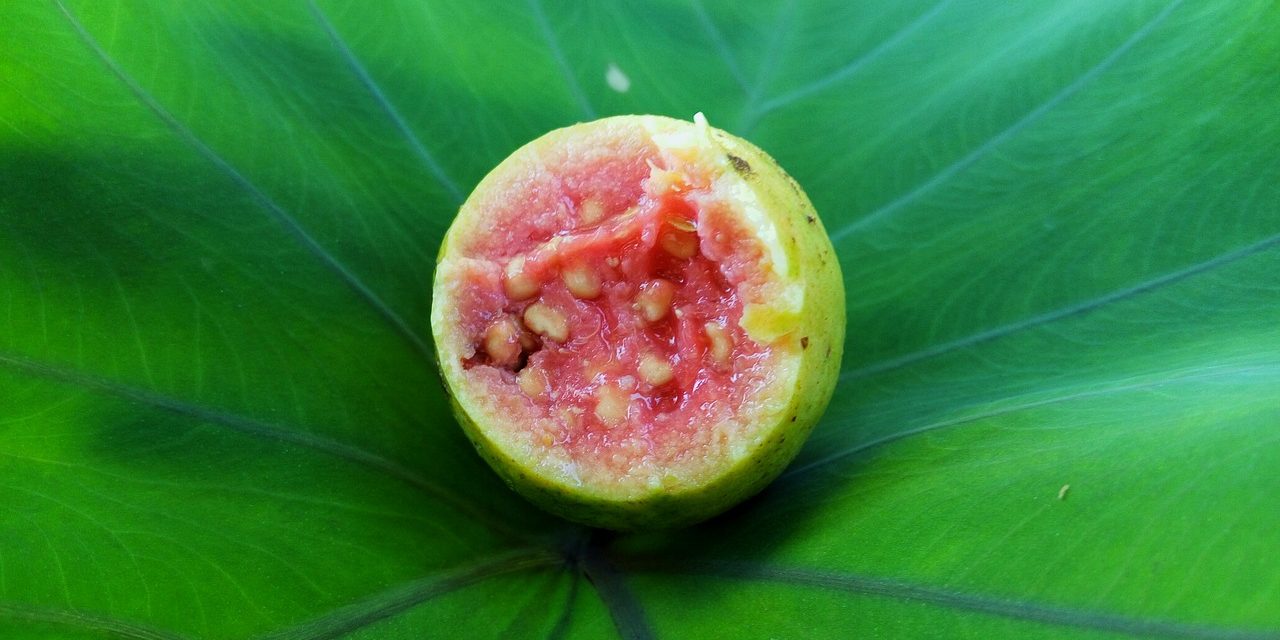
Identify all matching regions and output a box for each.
[581,537,655,640]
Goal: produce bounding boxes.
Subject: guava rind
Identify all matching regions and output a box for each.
[431,115,845,530]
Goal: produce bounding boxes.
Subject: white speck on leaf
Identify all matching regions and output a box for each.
[606,62,630,93]
[1058,484,1071,500]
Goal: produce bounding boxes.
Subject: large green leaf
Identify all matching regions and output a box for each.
[2,0,1277,637]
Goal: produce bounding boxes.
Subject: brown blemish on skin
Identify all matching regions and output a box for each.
[801,336,809,349]
[727,154,752,176]
[806,215,816,224]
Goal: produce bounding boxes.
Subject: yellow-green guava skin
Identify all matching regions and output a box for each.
[431,115,845,530]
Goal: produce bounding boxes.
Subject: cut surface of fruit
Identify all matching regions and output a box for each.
[433,114,843,529]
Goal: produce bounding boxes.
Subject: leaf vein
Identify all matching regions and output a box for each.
[52,0,433,363]
[306,0,465,205]
[526,0,596,120]
[831,0,1185,241]
[750,0,955,128]
[843,228,1280,381]
[0,350,523,542]
[622,559,1280,640]
[258,549,559,640]
[0,602,190,640]
[690,0,749,93]
[796,363,1279,480]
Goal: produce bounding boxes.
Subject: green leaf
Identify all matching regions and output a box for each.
[2,0,1277,638]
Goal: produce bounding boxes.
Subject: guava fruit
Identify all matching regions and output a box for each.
[431,114,844,530]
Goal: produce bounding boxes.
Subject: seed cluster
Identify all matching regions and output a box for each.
[470,193,749,437]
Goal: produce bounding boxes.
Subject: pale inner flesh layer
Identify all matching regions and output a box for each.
[446,121,798,494]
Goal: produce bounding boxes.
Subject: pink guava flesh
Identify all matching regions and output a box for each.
[448,134,782,485]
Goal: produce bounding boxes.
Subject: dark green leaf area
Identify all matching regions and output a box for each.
[1,0,1277,638]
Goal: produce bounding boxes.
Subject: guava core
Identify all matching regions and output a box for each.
[431,114,844,530]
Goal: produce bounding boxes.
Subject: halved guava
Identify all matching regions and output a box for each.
[431,114,844,530]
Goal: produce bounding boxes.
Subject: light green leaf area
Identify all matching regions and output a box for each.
[2,0,1277,638]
